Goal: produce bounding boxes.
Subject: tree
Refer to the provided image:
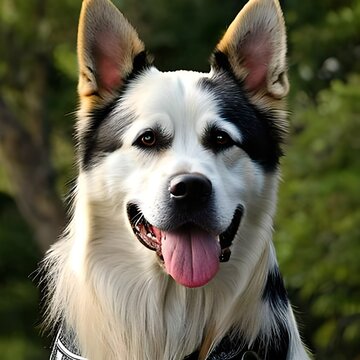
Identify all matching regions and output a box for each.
[0,0,81,251]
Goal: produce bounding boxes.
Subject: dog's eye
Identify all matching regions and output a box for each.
[212,130,235,150]
[215,131,232,146]
[133,127,172,151]
[139,130,156,147]
[203,128,236,153]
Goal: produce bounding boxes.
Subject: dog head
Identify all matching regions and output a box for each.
[75,0,288,288]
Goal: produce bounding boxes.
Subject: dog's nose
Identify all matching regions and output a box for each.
[169,174,212,204]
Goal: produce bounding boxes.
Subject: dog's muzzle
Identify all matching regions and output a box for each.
[127,173,243,288]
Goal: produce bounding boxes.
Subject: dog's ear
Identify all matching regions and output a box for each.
[77,0,148,109]
[213,0,288,100]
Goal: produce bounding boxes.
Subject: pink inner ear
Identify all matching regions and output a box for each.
[97,54,122,91]
[94,32,123,92]
[241,31,272,91]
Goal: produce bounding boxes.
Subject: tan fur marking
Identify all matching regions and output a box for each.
[216,0,289,100]
[199,328,216,360]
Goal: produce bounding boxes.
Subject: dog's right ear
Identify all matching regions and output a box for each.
[213,0,289,101]
[77,0,148,109]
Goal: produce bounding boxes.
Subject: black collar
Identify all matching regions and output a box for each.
[51,326,288,360]
[185,334,263,360]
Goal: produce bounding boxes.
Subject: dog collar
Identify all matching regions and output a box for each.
[185,350,260,359]
[51,326,263,360]
[185,334,262,360]
[50,326,85,360]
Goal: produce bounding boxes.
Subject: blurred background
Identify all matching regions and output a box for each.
[0,0,359,359]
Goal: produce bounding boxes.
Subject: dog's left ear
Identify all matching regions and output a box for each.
[77,0,149,109]
[213,0,289,100]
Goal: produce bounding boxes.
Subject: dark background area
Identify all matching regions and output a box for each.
[0,0,359,358]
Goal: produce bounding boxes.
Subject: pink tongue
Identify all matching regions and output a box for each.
[162,226,221,288]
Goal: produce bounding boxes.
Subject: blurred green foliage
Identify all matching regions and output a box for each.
[278,75,360,359]
[277,1,360,358]
[0,193,47,359]
[0,0,359,359]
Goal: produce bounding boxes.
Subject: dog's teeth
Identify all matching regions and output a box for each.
[147,232,155,239]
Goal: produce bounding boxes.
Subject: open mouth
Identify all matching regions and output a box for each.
[127,204,243,288]
[127,204,164,259]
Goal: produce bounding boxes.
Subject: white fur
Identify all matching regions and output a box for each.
[43,69,310,359]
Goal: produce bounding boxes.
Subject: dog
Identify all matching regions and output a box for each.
[43,0,311,359]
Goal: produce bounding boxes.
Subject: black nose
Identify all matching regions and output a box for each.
[169,173,212,205]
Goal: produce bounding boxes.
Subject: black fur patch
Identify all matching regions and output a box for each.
[201,268,290,359]
[249,320,290,360]
[262,266,289,308]
[78,99,120,169]
[211,50,233,73]
[199,52,286,172]
[78,51,152,170]
[127,50,153,81]
[256,266,290,359]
